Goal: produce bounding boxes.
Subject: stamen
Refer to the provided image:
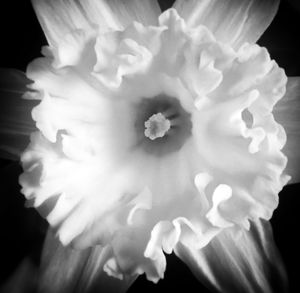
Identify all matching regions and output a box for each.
[144,113,171,140]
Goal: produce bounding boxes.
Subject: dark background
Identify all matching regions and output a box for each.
[0,0,299,292]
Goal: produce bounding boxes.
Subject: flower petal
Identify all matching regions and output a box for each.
[32,0,161,47]
[0,69,37,160]
[173,0,279,48]
[38,230,137,293]
[175,219,288,293]
[274,76,300,183]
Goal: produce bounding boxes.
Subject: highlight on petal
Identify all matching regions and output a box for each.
[0,69,37,160]
[274,77,300,183]
[173,0,280,49]
[175,220,288,293]
[38,230,136,293]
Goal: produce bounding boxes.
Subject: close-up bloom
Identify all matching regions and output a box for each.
[0,0,300,292]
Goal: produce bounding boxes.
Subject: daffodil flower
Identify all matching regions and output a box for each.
[0,0,300,293]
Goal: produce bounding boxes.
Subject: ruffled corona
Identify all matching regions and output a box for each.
[20,6,289,283]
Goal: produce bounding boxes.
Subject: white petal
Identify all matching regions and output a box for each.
[32,0,161,47]
[38,230,137,293]
[175,220,288,293]
[274,76,300,183]
[0,69,37,160]
[173,0,279,48]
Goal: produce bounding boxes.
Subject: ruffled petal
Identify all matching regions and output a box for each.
[173,0,279,49]
[38,230,137,293]
[175,220,288,293]
[32,0,161,48]
[191,43,289,228]
[0,69,37,160]
[274,76,300,183]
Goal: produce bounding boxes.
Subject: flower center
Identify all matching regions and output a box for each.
[144,113,171,140]
[134,94,192,156]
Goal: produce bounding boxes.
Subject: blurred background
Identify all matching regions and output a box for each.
[0,0,299,292]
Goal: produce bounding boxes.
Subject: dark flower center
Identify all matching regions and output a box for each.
[134,94,192,156]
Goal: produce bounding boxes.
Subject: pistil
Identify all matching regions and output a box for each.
[144,113,171,140]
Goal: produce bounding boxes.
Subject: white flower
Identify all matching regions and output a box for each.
[3,0,296,292]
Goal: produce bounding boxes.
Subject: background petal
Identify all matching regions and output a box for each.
[32,0,161,47]
[0,69,37,160]
[0,258,38,293]
[173,0,280,49]
[274,76,300,184]
[175,220,288,293]
[38,230,137,293]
